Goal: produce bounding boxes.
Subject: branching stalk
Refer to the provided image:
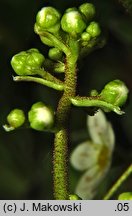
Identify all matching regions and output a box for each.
[39,31,70,56]
[7,3,129,201]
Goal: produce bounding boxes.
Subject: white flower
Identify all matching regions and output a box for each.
[70,109,115,199]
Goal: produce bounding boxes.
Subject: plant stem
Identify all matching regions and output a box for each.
[103,164,132,200]
[53,40,79,199]
[70,96,124,115]
[13,76,64,91]
[39,31,70,56]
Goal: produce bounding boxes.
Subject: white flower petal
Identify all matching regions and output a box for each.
[75,162,111,200]
[104,122,115,151]
[87,109,115,149]
[70,141,101,171]
[87,109,107,144]
[72,110,115,199]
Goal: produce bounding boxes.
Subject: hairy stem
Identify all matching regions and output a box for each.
[70,96,124,115]
[53,40,79,199]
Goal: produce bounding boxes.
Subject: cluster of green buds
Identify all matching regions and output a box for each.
[60,2,100,41]
[3,102,55,132]
[10,2,103,77]
[61,3,101,41]
[34,3,102,58]
[81,21,101,46]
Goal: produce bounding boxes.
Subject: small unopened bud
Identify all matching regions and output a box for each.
[48,48,63,61]
[35,7,61,33]
[61,10,86,35]
[81,32,91,41]
[86,21,101,38]
[100,80,129,107]
[7,109,25,129]
[28,102,54,131]
[65,7,78,13]
[79,3,96,22]
[11,48,45,76]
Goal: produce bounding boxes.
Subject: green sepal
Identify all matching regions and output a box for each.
[34,23,54,47]
[11,48,45,76]
[40,35,54,47]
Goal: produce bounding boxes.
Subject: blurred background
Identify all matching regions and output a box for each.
[0,0,132,199]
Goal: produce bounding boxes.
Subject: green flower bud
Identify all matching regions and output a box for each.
[35,7,61,33]
[79,3,96,22]
[48,48,63,61]
[7,109,25,129]
[65,7,78,13]
[81,32,91,41]
[61,11,86,35]
[100,80,129,107]
[11,48,45,76]
[69,194,81,200]
[28,102,54,131]
[118,192,132,200]
[86,21,101,37]
[90,89,99,96]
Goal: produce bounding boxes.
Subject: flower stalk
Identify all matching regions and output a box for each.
[13,75,64,91]
[4,3,129,200]
[103,164,132,200]
[53,39,79,199]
